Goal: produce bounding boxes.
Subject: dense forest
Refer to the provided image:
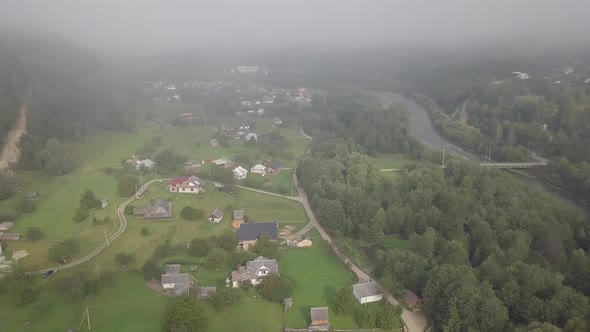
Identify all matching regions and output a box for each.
[0,28,137,184]
[297,93,590,331]
[301,91,420,155]
[399,55,590,198]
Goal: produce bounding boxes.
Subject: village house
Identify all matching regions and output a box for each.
[25,192,40,200]
[231,210,245,229]
[136,159,155,170]
[250,164,266,176]
[167,176,203,194]
[233,166,248,180]
[262,95,274,104]
[161,264,190,296]
[0,222,15,231]
[353,281,383,304]
[194,286,217,299]
[257,108,265,116]
[133,199,173,220]
[403,290,422,311]
[237,222,278,250]
[310,307,330,331]
[245,133,258,142]
[208,209,224,223]
[272,117,283,127]
[229,256,278,288]
[210,139,219,148]
[212,157,232,167]
[184,161,201,173]
[267,162,282,175]
[0,233,21,241]
[100,199,108,208]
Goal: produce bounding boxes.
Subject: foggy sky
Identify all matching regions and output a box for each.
[2,0,589,55]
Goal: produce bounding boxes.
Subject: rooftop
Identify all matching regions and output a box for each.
[310,307,329,323]
[237,222,278,242]
[233,210,245,220]
[353,281,382,298]
[161,273,190,284]
[403,290,420,303]
[166,264,181,274]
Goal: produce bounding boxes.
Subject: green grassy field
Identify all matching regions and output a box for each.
[372,153,416,169]
[234,190,308,222]
[0,272,170,332]
[239,168,298,196]
[279,229,360,329]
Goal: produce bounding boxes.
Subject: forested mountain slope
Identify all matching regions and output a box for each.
[0,27,137,196]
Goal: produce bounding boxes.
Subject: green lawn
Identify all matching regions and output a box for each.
[240,169,298,196]
[0,273,170,332]
[234,190,308,222]
[279,229,360,329]
[207,299,283,332]
[372,153,416,170]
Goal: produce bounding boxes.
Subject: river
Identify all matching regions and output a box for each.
[368,90,587,217]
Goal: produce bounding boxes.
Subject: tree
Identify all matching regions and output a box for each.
[181,206,205,221]
[26,227,44,241]
[377,303,400,330]
[114,252,135,266]
[117,176,139,197]
[0,173,17,201]
[1,268,38,305]
[14,198,36,214]
[190,237,211,257]
[251,233,279,258]
[40,138,74,175]
[141,259,160,280]
[162,297,208,332]
[205,248,227,270]
[79,189,100,210]
[355,307,377,328]
[141,227,149,236]
[218,229,238,251]
[48,238,80,262]
[257,273,294,302]
[124,204,135,215]
[73,207,90,223]
[369,208,386,237]
[333,286,355,314]
[209,287,246,310]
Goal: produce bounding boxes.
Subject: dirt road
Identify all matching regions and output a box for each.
[0,96,28,170]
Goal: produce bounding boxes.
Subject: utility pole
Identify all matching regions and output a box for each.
[78,306,91,330]
[96,264,100,279]
[155,169,158,181]
[104,230,110,247]
[139,170,143,185]
[442,145,446,167]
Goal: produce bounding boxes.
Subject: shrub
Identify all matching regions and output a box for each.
[26,227,44,241]
[190,237,211,257]
[257,273,294,302]
[124,205,135,215]
[14,198,36,214]
[48,238,80,262]
[141,227,149,236]
[114,252,135,266]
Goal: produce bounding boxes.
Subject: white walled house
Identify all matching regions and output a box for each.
[167,176,203,194]
[353,281,383,304]
[229,256,278,288]
[250,164,266,176]
[233,166,248,180]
